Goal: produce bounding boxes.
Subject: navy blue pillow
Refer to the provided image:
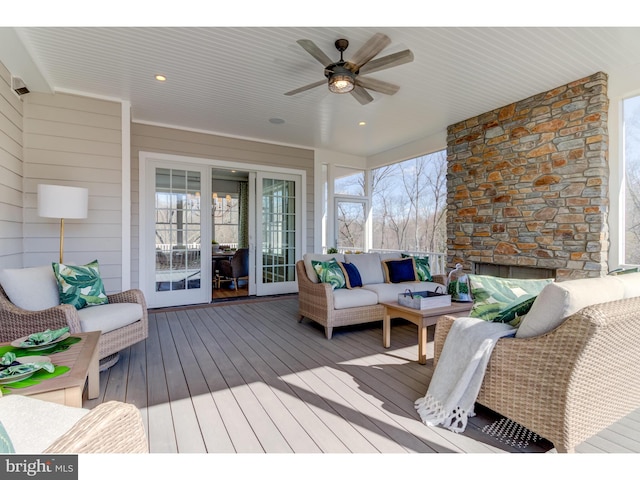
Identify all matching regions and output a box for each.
[338,261,363,288]
[383,258,418,283]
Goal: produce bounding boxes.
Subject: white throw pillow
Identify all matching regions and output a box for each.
[0,266,60,311]
[0,395,89,453]
[344,253,384,285]
[515,275,625,338]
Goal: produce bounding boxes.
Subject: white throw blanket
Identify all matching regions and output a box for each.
[415,317,515,433]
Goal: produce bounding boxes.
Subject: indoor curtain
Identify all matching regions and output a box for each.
[238,181,249,248]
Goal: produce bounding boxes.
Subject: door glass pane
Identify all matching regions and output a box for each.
[337,200,366,252]
[261,178,296,284]
[155,168,202,292]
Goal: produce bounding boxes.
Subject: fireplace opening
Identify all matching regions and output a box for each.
[473,263,556,280]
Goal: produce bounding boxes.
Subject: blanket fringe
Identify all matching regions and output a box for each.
[415,395,471,433]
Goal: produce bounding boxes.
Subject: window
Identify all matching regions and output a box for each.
[624,95,640,265]
[370,150,447,253]
[336,199,366,252]
[334,166,365,196]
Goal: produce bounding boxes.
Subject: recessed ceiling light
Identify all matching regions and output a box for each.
[155,74,167,82]
[269,118,285,125]
[359,121,366,126]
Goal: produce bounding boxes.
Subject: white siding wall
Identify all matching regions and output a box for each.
[0,61,23,269]
[130,123,314,289]
[22,92,123,292]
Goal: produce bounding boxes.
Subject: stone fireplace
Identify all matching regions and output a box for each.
[446,72,609,280]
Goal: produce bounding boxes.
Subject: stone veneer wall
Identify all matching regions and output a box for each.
[446,72,609,280]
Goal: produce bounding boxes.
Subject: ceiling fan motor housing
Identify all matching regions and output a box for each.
[335,38,349,53]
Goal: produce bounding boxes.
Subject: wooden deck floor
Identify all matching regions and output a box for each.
[84,296,640,457]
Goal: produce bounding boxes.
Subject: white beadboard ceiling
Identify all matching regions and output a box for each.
[6,26,640,157]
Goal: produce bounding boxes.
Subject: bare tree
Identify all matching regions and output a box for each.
[400,157,428,250]
[370,151,447,253]
[421,151,448,252]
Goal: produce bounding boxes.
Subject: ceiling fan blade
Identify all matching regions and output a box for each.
[284,79,326,96]
[296,39,333,66]
[350,85,374,105]
[349,33,391,71]
[355,77,400,96]
[358,49,414,75]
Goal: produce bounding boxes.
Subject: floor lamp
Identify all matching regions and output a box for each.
[37,184,89,263]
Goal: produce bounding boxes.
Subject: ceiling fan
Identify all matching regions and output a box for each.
[284,33,414,105]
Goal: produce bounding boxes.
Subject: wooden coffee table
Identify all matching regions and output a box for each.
[1,331,100,407]
[382,301,472,364]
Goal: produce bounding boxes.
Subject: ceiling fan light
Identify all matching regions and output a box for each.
[328,66,355,94]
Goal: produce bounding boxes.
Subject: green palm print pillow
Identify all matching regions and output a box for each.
[52,259,109,310]
[468,274,553,325]
[311,259,346,290]
[402,254,433,281]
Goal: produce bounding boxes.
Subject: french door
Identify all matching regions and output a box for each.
[255,172,302,295]
[144,163,211,308]
[140,153,304,307]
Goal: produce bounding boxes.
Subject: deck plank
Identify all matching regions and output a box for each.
[213,306,354,453]
[144,312,178,453]
[200,306,317,452]
[84,296,640,455]
[181,309,262,453]
[242,301,493,453]
[190,308,292,453]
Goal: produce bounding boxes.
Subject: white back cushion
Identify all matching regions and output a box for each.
[302,253,345,283]
[516,275,625,338]
[614,272,640,298]
[379,252,403,261]
[344,253,384,285]
[0,266,60,311]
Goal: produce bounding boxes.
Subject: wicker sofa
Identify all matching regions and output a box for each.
[0,393,148,453]
[0,265,148,369]
[434,273,640,453]
[297,252,446,339]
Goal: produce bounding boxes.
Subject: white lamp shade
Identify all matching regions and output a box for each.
[37,184,89,219]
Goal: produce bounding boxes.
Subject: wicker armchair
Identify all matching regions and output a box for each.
[434,296,640,453]
[0,283,148,367]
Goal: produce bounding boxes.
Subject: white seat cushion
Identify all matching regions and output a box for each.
[332,287,379,309]
[77,303,143,334]
[0,265,59,311]
[0,395,88,453]
[516,276,625,338]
